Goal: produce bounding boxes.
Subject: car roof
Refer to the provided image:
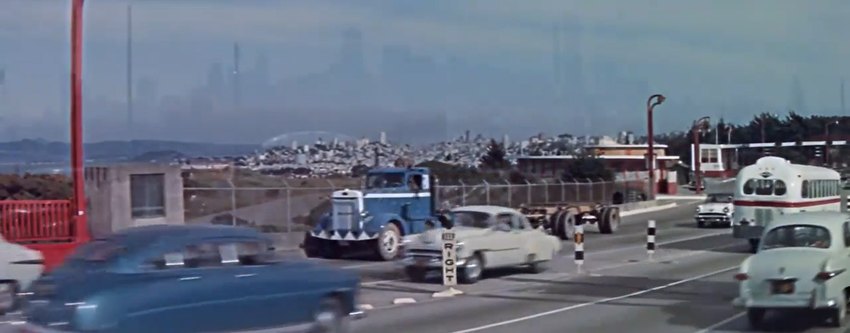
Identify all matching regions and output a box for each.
[451,205,519,215]
[767,212,850,231]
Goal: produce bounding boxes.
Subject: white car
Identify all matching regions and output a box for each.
[0,234,44,315]
[732,212,850,328]
[695,192,734,228]
[401,205,562,284]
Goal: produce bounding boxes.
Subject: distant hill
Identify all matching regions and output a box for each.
[0,139,259,166]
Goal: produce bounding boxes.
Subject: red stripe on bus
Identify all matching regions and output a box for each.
[733,198,841,208]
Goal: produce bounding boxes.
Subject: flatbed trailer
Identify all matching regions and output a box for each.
[518,202,620,240]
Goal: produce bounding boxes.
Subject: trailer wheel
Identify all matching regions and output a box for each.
[558,212,576,240]
[599,207,620,234]
[549,210,565,237]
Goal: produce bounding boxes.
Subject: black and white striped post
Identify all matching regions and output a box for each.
[647,219,656,260]
[574,222,585,273]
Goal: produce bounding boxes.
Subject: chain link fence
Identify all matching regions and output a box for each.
[184,175,648,234]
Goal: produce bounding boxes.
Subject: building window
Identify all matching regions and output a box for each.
[131,173,166,218]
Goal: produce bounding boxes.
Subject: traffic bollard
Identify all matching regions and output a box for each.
[574,222,584,274]
[647,219,656,260]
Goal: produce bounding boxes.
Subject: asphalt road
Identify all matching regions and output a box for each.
[297,199,850,333]
[6,197,847,333]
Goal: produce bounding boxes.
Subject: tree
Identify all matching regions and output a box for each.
[561,156,615,181]
[480,139,510,169]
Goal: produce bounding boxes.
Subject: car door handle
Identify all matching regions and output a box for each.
[179,276,202,281]
[235,273,257,278]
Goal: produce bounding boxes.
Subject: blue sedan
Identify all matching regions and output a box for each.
[11,224,363,333]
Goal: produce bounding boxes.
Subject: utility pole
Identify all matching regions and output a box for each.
[126,4,134,157]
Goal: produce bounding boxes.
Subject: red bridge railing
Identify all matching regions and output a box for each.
[0,200,75,243]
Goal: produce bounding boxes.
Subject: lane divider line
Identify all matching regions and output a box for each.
[620,203,678,217]
[392,298,417,304]
[449,265,739,333]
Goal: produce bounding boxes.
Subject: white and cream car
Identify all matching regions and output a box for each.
[733,212,850,328]
[695,192,733,228]
[401,205,562,284]
[0,234,45,315]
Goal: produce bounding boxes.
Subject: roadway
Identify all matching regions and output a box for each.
[302,199,848,333]
[3,198,844,332]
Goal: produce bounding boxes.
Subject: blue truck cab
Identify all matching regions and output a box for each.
[302,167,437,260]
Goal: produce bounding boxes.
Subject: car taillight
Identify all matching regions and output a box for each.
[816,269,845,281]
[734,273,749,281]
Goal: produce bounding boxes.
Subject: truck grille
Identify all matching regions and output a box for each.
[332,200,359,231]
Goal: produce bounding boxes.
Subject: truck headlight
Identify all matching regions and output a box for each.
[723,207,730,214]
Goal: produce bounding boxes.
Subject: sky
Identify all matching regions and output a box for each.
[1,0,849,144]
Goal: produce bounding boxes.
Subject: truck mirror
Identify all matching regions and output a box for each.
[438,214,453,229]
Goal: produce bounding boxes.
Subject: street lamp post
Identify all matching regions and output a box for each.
[826,119,839,166]
[692,117,710,194]
[70,0,90,241]
[646,94,666,200]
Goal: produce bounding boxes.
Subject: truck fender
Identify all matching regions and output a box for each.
[311,214,332,233]
[363,213,407,235]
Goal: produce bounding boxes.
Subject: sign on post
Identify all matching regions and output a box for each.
[441,229,457,286]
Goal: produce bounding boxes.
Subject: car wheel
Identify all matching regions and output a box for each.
[405,267,427,282]
[748,239,759,253]
[527,254,550,274]
[310,297,348,333]
[746,308,766,329]
[460,254,483,284]
[828,291,848,327]
[0,281,19,315]
[696,221,705,228]
[303,232,323,258]
[376,224,401,261]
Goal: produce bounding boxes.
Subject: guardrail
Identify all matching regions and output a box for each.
[0,200,75,243]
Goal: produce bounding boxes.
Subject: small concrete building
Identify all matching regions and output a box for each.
[85,163,185,238]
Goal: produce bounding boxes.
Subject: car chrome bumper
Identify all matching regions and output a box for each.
[400,256,467,269]
[732,225,764,239]
[733,295,842,309]
[695,215,731,223]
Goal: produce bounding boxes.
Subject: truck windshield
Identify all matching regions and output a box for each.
[761,225,831,250]
[366,172,405,189]
[451,211,492,228]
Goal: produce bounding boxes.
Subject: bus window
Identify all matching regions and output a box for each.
[774,180,787,196]
[802,180,809,198]
[755,179,774,195]
[743,179,755,195]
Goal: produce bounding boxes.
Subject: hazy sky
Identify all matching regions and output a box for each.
[1,0,849,144]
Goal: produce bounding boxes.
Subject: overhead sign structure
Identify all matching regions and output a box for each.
[441,229,457,286]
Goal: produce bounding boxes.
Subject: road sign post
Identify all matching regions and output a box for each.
[647,220,656,261]
[574,222,585,274]
[433,228,463,297]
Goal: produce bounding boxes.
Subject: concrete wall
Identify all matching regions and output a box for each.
[86,163,184,238]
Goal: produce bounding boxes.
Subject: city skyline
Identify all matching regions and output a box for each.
[1,0,849,144]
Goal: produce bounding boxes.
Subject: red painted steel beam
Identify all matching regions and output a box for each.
[70,0,90,242]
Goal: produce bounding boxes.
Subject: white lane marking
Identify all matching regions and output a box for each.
[449,265,738,333]
[361,278,407,286]
[620,203,678,217]
[585,230,731,256]
[693,312,745,333]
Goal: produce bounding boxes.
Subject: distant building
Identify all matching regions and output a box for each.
[516,143,679,194]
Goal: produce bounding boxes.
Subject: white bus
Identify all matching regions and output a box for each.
[732,156,842,253]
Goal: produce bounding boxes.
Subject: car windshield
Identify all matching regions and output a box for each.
[761,225,832,250]
[68,239,127,262]
[706,193,733,203]
[451,211,492,228]
[365,172,405,189]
